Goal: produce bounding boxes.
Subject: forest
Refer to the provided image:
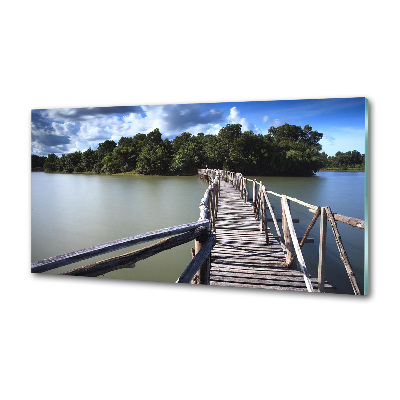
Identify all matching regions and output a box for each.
[31,123,363,176]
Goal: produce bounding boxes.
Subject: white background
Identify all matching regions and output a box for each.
[1,1,398,399]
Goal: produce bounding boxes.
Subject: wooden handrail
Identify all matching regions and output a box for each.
[332,213,365,229]
[31,220,209,273]
[62,227,208,277]
[267,190,318,211]
[198,170,220,232]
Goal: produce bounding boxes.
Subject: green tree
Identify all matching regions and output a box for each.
[116,135,147,171]
[266,124,324,175]
[218,124,242,169]
[97,140,117,160]
[57,154,67,172]
[172,132,192,153]
[146,128,163,145]
[136,143,171,175]
[136,129,172,174]
[81,148,97,172]
[43,153,59,172]
[172,135,205,174]
[202,134,224,169]
[31,155,46,169]
[65,151,82,173]
[102,153,121,174]
[326,150,364,170]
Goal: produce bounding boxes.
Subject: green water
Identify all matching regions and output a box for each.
[31,171,366,293]
[31,173,208,283]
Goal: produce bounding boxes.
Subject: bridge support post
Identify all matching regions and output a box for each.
[318,207,327,292]
[191,229,211,284]
[252,180,256,211]
[261,192,269,245]
[282,197,295,267]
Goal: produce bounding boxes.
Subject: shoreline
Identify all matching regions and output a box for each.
[319,168,365,172]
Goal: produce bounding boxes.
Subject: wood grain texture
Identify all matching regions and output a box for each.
[333,213,365,229]
[209,180,320,292]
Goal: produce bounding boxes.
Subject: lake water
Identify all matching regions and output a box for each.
[31,171,366,294]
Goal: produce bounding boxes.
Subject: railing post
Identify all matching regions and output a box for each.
[261,191,269,244]
[215,180,219,214]
[191,228,211,284]
[211,185,216,231]
[282,196,294,266]
[259,189,264,232]
[318,207,327,292]
[209,187,214,231]
[257,181,262,220]
[252,180,256,211]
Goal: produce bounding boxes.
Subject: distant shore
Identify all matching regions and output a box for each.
[319,167,365,172]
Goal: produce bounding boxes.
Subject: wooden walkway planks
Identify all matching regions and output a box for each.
[210,180,331,291]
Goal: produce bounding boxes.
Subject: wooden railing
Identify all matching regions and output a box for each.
[201,169,364,295]
[31,174,220,284]
[198,168,220,232]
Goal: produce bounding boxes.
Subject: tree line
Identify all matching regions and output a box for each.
[323,150,365,170]
[32,123,331,176]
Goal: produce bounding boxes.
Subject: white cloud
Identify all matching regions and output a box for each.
[189,123,223,136]
[272,118,281,126]
[226,107,258,132]
[263,115,269,122]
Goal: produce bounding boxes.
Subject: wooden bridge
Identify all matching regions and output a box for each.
[209,178,326,291]
[31,168,365,294]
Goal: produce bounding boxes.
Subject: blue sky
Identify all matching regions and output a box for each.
[31,97,366,157]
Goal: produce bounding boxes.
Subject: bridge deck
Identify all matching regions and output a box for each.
[210,180,325,291]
